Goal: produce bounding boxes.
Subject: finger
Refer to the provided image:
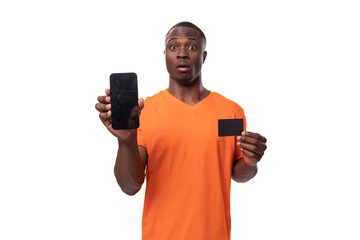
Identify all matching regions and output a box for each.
[238,135,267,152]
[242,148,262,163]
[239,142,265,156]
[99,111,111,122]
[97,95,111,104]
[95,102,111,112]
[241,131,267,143]
[138,98,144,111]
[105,88,110,96]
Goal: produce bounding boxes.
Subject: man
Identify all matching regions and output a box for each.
[95,22,267,240]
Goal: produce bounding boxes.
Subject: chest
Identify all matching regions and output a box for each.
[143,102,238,156]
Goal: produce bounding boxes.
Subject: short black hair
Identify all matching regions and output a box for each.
[166,21,206,44]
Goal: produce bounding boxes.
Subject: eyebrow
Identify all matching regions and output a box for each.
[168,37,198,41]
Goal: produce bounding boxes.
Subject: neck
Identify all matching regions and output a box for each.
[167,76,210,106]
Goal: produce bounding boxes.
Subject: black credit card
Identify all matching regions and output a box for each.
[218,119,243,137]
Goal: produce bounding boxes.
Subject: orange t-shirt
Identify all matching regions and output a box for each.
[137,90,246,240]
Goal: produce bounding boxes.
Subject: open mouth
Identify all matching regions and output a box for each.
[176,63,190,72]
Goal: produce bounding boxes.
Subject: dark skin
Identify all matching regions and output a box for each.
[95,26,267,195]
[164,27,209,104]
[96,92,146,195]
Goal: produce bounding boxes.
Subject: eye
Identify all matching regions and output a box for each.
[189,45,197,50]
[170,45,178,50]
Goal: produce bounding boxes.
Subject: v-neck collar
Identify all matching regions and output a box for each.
[164,89,212,109]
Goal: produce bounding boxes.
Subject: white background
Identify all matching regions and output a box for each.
[1,0,359,239]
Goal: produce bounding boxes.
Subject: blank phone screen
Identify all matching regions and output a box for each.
[110,73,139,130]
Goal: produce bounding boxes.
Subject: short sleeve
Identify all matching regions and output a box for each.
[137,101,147,148]
[233,105,247,162]
[137,125,146,147]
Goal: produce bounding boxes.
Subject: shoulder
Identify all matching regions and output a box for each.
[141,90,170,117]
[143,90,167,107]
[210,91,245,113]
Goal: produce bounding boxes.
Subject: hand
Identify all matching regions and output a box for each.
[95,88,144,139]
[237,131,267,166]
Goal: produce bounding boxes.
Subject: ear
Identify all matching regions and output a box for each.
[203,51,207,63]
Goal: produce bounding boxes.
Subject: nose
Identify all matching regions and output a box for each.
[177,47,189,59]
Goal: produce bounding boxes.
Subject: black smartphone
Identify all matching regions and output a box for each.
[110,73,140,130]
[218,119,243,137]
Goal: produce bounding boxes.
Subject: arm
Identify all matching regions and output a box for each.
[96,88,148,195]
[232,131,267,183]
[114,134,148,195]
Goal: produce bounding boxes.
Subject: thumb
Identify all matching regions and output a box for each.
[138,98,145,111]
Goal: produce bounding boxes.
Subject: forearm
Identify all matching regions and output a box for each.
[231,158,258,183]
[114,134,145,195]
